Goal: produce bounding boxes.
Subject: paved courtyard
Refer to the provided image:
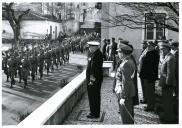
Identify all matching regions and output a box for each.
[63,74,161,125]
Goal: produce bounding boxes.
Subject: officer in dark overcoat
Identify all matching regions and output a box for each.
[86,41,103,119]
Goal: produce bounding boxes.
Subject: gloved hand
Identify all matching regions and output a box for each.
[115,85,121,95]
[119,98,125,105]
[88,81,94,86]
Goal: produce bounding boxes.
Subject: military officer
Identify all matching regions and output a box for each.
[86,41,103,119]
[114,43,136,124]
[158,41,176,123]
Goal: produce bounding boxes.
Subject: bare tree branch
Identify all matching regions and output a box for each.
[18,9,31,23]
[102,2,178,33]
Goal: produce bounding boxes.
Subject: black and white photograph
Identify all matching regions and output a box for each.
[1,1,180,126]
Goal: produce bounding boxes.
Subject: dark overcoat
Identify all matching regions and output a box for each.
[86,49,103,116]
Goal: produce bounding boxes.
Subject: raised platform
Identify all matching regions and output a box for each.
[102,61,113,77]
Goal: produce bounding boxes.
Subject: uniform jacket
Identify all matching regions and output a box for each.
[159,52,176,88]
[139,49,159,80]
[22,58,30,79]
[115,56,136,99]
[174,50,179,83]
[86,49,103,84]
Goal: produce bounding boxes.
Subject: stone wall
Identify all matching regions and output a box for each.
[18,70,87,126]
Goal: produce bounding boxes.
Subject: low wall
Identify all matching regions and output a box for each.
[18,70,87,126]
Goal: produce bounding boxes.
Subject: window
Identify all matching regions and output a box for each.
[145,13,166,40]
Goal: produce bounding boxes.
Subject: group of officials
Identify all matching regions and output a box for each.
[86,38,178,124]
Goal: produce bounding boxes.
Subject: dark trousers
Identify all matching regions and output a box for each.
[162,87,175,122]
[18,68,22,82]
[144,79,155,109]
[39,65,44,79]
[87,82,101,116]
[140,78,147,102]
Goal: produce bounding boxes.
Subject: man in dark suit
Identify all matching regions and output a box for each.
[139,41,159,111]
[138,40,148,104]
[170,41,179,99]
[86,41,103,119]
[170,41,179,123]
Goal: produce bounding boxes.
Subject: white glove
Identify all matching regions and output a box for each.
[119,98,125,105]
[115,85,121,95]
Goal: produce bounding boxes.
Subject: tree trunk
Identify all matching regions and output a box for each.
[13,26,20,48]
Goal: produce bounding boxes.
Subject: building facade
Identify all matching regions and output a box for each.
[101,3,179,60]
[2,2,101,40]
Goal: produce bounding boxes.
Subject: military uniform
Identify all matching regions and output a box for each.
[37,51,44,79]
[2,53,10,82]
[45,50,52,75]
[159,52,176,123]
[29,54,34,81]
[8,56,17,88]
[114,42,136,124]
[22,56,30,88]
[16,54,23,83]
[51,48,57,70]
[86,42,103,118]
[56,47,61,67]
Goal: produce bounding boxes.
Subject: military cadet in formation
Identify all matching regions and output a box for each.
[22,54,30,88]
[45,48,52,75]
[64,44,70,63]
[2,32,96,89]
[30,51,38,81]
[56,46,61,68]
[51,46,57,71]
[16,51,23,83]
[37,50,45,79]
[8,55,17,88]
[2,51,10,82]
[60,44,66,65]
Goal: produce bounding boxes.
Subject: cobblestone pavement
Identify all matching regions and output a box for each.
[2,53,87,125]
[63,77,121,125]
[63,74,162,125]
